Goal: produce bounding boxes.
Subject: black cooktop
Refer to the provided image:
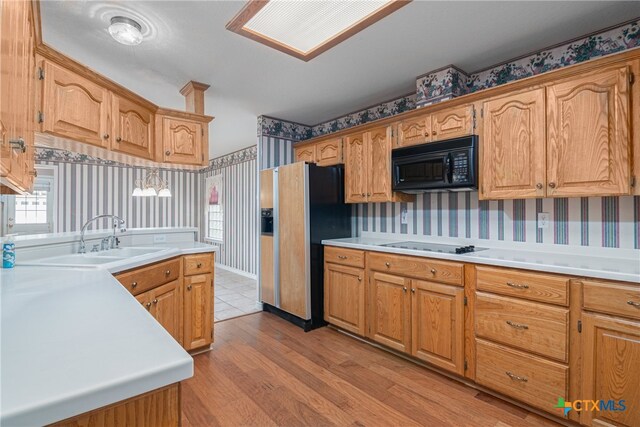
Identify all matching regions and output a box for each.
[380,241,487,254]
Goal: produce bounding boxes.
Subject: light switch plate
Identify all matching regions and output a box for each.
[153,234,167,243]
[537,212,550,229]
[401,208,408,225]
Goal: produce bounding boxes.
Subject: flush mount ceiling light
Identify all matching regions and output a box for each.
[132,169,171,198]
[226,0,410,61]
[109,16,143,46]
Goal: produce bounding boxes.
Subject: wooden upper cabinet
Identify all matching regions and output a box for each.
[411,280,465,375]
[431,104,474,141]
[547,66,630,197]
[294,145,316,163]
[316,138,343,166]
[344,132,368,203]
[159,116,204,165]
[367,126,393,202]
[111,95,154,160]
[184,273,213,351]
[581,313,640,427]
[367,271,411,353]
[41,60,110,149]
[481,89,546,200]
[396,114,431,147]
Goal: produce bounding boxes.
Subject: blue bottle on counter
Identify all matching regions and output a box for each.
[3,234,15,268]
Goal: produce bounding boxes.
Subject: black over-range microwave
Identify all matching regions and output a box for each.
[392,135,478,193]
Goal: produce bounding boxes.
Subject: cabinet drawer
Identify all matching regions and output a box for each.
[475,292,569,362]
[368,252,463,286]
[476,266,569,306]
[116,258,181,296]
[583,279,640,320]
[184,253,214,276]
[476,339,568,414]
[325,246,365,268]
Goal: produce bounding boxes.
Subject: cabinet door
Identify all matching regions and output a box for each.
[41,60,110,148]
[324,263,365,335]
[368,271,411,353]
[431,104,474,141]
[344,132,368,203]
[161,116,203,165]
[411,280,465,375]
[481,89,546,199]
[367,126,393,202]
[136,288,153,312]
[316,138,343,166]
[547,67,630,196]
[294,145,316,163]
[112,95,154,160]
[184,273,213,350]
[151,280,182,345]
[396,114,431,147]
[581,313,640,427]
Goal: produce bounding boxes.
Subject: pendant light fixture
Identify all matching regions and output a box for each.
[132,169,171,198]
[109,16,143,46]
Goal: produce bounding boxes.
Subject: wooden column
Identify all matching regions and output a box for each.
[179,81,210,115]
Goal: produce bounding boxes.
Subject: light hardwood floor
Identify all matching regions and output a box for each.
[182,312,562,427]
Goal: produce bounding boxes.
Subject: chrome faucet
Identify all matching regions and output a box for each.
[78,214,126,254]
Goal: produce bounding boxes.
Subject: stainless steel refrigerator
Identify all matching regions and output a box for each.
[259,162,351,331]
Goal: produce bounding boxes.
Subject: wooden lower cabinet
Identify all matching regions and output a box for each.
[49,383,180,427]
[581,313,640,427]
[134,280,182,345]
[324,262,365,335]
[411,280,465,375]
[367,271,411,353]
[184,273,214,351]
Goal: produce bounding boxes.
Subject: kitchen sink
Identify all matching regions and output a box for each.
[92,247,168,257]
[21,246,175,269]
[28,254,125,266]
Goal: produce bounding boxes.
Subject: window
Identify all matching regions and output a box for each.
[3,168,55,235]
[205,174,223,242]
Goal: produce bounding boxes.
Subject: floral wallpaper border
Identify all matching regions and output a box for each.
[205,145,257,171]
[266,18,639,141]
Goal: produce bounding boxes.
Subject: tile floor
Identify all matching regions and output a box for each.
[214,268,260,322]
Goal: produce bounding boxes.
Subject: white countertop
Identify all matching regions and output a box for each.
[0,267,192,426]
[0,242,217,426]
[322,237,640,283]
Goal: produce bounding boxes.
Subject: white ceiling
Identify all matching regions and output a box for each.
[40,1,640,159]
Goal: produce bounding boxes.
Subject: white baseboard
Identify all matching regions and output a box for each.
[214,263,257,280]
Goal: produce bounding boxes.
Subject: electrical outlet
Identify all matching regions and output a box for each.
[401,208,408,225]
[153,234,167,243]
[537,212,550,230]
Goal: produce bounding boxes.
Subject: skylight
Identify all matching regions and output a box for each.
[226,0,410,61]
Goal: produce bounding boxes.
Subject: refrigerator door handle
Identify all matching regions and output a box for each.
[273,168,280,307]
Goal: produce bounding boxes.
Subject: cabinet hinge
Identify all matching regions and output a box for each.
[630,72,635,85]
[472,109,477,130]
[480,107,483,118]
[464,360,468,371]
[577,320,582,333]
[631,175,636,188]
[37,111,44,123]
[201,128,204,136]
[463,296,468,306]
[37,67,45,80]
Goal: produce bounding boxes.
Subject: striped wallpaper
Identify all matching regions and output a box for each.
[355,193,640,250]
[259,136,295,170]
[36,160,201,232]
[202,156,258,276]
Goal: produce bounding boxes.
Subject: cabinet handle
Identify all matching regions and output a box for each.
[131,281,138,288]
[196,262,203,268]
[103,134,109,140]
[432,130,437,135]
[367,193,371,197]
[411,288,416,293]
[506,282,529,289]
[165,270,171,276]
[548,182,556,189]
[116,137,122,142]
[425,132,430,137]
[361,193,365,197]
[385,262,391,268]
[505,371,528,382]
[153,299,158,304]
[402,287,407,293]
[627,300,640,308]
[165,150,171,156]
[187,285,192,291]
[145,302,151,310]
[506,320,529,330]
[430,268,437,275]
[9,138,26,153]
[536,183,543,190]
[337,255,347,260]
[29,170,38,177]
[358,277,362,282]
